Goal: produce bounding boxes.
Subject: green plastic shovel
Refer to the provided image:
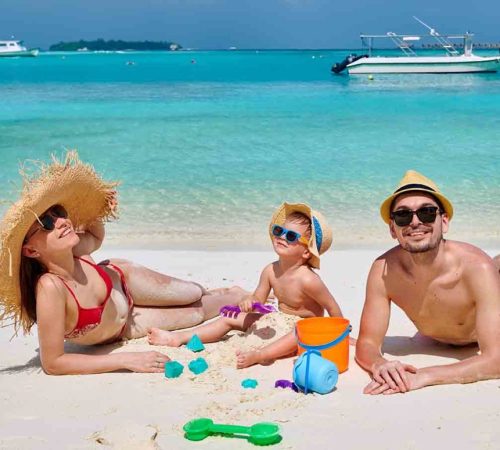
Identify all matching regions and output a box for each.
[183,418,282,446]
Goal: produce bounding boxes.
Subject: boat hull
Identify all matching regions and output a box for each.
[0,49,39,57]
[347,56,500,74]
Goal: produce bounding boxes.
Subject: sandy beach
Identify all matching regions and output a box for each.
[1,246,499,450]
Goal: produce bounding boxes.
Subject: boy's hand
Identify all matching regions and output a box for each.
[238,296,255,312]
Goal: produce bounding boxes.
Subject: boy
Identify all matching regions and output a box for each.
[148,202,342,368]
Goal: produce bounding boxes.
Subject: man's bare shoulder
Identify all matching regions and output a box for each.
[446,241,500,279]
[371,245,404,271]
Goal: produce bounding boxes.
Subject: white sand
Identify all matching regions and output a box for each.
[1,247,499,450]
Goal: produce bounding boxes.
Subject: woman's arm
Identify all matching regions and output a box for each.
[72,191,117,257]
[72,220,105,257]
[36,275,169,375]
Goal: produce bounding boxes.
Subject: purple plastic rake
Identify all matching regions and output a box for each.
[219,302,276,319]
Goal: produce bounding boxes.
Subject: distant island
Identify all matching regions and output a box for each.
[49,39,182,52]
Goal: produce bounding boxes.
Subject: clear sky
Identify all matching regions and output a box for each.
[2,0,499,50]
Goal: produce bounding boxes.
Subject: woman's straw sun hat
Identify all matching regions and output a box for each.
[380,170,454,224]
[269,202,332,269]
[0,151,118,333]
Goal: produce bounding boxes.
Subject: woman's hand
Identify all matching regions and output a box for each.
[124,351,171,373]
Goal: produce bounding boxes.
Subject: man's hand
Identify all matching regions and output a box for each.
[364,360,417,394]
[364,369,430,395]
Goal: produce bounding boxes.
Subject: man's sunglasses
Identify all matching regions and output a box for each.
[390,206,442,227]
[271,224,309,245]
[25,205,68,241]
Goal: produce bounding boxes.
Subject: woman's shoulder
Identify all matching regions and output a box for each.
[36,273,68,299]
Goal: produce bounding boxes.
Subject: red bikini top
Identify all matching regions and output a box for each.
[57,257,113,339]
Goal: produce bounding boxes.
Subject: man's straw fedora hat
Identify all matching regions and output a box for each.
[269,202,332,269]
[380,170,453,224]
[0,151,118,334]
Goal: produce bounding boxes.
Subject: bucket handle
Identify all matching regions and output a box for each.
[296,324,352,352]
[295,324,351,394]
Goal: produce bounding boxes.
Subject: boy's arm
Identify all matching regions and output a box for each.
[239,264,273,311]
[302,272,342,317]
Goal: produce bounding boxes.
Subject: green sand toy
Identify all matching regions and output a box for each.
[164,361,184,378]
[186,334,205,352]
[183,418,282,445]
[188,357,208,375]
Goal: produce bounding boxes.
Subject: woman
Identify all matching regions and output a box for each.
[0,152,244,375]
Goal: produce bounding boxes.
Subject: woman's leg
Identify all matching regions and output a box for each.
[107,259,247,308]
[147,313,261,346]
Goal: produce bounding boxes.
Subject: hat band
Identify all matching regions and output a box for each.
[312,216,322,252]
[394,183,436,194]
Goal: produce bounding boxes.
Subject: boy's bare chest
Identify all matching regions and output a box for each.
[271,276,305,307]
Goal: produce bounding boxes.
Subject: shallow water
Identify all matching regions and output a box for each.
[0,50,499,249]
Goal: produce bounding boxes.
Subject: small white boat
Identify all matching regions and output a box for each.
[0,40,39,57]
[332,17,500,75]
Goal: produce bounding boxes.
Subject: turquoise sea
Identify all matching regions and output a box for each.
[0,50,499,249]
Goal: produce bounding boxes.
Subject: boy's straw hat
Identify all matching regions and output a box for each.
[380,170,454,224]
[0,151,118,334]
[269,202,332,269]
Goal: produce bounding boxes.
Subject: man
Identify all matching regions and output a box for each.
[356,170,500,394]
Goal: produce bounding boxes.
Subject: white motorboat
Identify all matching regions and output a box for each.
[332,17,500,74]
[0,40,39,57]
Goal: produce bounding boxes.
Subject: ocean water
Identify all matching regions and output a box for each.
[0,50,499,249]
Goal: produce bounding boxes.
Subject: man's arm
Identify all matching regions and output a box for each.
[356,258,416,394]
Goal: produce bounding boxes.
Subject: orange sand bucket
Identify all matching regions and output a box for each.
[296,318,351,373]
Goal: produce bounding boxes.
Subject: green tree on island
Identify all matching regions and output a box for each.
[49,39,181,51]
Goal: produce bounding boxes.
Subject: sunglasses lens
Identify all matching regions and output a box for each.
[285,231,300,243]
[416,207,438,223]
[50,205,68,218]
[40,214,56,231]
[392,210,413,227]
[272,225,284,237]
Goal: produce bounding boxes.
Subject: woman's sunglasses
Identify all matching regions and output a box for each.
[390,206,442,227]
[271,224,309,245]
[25,205,68,241]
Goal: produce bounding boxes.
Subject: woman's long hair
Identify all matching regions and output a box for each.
[19,255,46,332]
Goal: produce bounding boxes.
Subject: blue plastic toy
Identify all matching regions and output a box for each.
[293,350,338,394]
[188,357,208,375]
[186,335,205,353]
[165,361,184,378]
[241,378,258,389]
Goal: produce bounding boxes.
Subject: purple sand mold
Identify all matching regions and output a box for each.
[275,379,299,392]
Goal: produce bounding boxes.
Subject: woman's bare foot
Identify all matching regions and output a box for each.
[236,349,263,369]
[147,328,183,347]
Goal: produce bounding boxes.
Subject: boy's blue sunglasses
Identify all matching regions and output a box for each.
[271,224,309,245]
